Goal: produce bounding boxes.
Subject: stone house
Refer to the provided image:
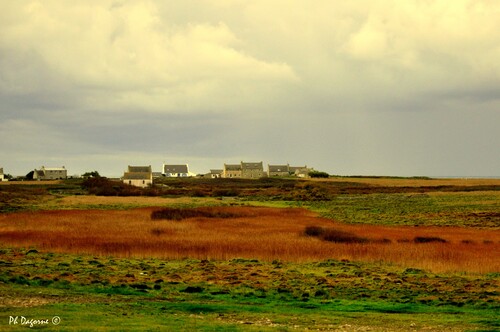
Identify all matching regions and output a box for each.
[223,161,264,179]
[242,162,264,178]
[268,164,290,177]
[267,164,312,177]
[162,164,194,177]
[33,166,67,180]
[123,165,153,188]
[223,163,242,178]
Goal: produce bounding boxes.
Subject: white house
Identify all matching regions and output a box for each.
[209,169,223,178]
[162,164,195,177]
[290,166,312,178]
[33,166,67,180]
[123,165,153,188]
[0,168,5,181]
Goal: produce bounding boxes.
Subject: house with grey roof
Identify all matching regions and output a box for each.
[242,161,264,178]
[223,161,264,179]
[290,165,312,178]
[223,163,242,178]
[267,164,313,178]
[268,164,290,177]
[209,169,223,178]
[32,166,67,180]
[123,165,152,188]
[162,164,195,177]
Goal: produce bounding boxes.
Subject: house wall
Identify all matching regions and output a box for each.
[223,164,242,178]
[43,169,68,180]
[268,165,290,177]
[33,167,68,180]
[123,179,152,188]
[242,162,264,178]
[224,169,242,178]
[269,170,289,177]
[210,170,223,178]
[164,172,188,177]
[241,168,264,178]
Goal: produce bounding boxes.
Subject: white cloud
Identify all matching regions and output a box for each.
[1,0,499,177]
[0,1,297,113]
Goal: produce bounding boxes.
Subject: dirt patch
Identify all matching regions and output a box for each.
[0,296,57,308]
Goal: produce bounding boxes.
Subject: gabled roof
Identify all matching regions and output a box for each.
[242,162,263,170]
[124,165,152,180]
[163,164,189,174]
[123,172,152,180]
[289,166,308,171]
[128,166,152,173]
[269,165,289,172]
[224,164,241,171]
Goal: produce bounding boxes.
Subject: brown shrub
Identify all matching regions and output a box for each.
[321,229,369,244]
[303,226,368,244]
[151,207,246,221]
[304,226,326,237]
[414,236,447,244]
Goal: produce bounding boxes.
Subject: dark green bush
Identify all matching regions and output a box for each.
[308,171,330,178]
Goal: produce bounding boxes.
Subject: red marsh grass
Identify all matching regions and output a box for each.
[0,206,498,273]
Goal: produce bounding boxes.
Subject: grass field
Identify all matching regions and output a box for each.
[0,206,499,273]
[1,248,498,331]
[304,191,500,227]
[0,177,499,331]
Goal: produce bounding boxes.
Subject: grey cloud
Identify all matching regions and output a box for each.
[1,1,499,177]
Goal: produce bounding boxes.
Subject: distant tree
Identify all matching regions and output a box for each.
[4,174,13,180]
[308,171,330,178]
[82,171,101,178]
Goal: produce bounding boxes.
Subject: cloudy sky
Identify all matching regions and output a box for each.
[1,1,499,177]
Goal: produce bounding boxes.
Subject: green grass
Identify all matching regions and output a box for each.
[2,182,499,330]
[301,192,500,227]
[0,248,498,331]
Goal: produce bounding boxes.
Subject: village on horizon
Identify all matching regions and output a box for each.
[0,162,315,188]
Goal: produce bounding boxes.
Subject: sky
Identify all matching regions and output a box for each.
[1,0,499,177]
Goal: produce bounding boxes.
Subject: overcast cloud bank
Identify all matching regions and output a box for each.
[1,1,499,177]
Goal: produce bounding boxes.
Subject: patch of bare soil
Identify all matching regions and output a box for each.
[0,295,57,308]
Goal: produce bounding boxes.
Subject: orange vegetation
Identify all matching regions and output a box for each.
[0,207,498,273]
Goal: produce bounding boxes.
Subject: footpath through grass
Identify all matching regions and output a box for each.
[0,248,498,331]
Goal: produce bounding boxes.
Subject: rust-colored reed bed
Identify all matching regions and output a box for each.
[0,207,498,273]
